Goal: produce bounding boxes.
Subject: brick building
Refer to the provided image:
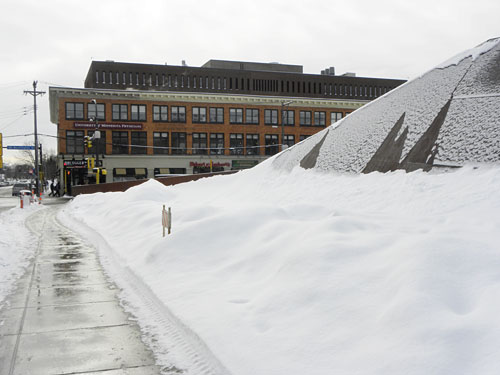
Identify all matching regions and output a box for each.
[49,60,405,194]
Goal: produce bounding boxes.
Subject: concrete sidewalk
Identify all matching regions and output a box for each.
[0,207,163,374]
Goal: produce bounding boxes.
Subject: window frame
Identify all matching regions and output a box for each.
[314,111,326,126]
[112,104,128,121]
[171,132,187,154]
[131,104,147,121]
[282,110,295,126]
[265,134,279,155]
[65,102,84,120]
[192,107,207,123]
[153,132,169,154]
[209,107,224,123]
[87,103,105,121]
[229,133,244,155]
[246,134,260,155]
[171,106,186,123]
[112,131,129,154]
[245,108,259,125]
[264,109,278,125]
[192,132,208,155]
[300,111,312,126]
[153,105,168,122]
[229,108,244,124]
[130,131,147,154]
[65,130,84,154]
[210,133,225,155]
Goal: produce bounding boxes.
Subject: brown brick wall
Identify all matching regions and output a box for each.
[70,170,238,196]
[57,97,350,156]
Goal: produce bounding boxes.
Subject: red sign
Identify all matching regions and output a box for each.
[189,161,231,168]
[74,122,143,130]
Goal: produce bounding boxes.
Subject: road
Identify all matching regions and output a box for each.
[0,186,19,213]
[0,205,164,374]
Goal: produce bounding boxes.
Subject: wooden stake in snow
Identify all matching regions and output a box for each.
[162,205,172,237]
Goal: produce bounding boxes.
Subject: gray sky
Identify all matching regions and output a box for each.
[1,0,498,164]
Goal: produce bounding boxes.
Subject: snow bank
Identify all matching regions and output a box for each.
[272,37,500,173]
[62,164,500,375]
[0,205,42,308]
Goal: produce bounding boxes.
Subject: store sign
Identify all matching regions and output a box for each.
[63,160,87,168]
[74,122,143,130]
[189,161,231,168]
[232,160,259,169]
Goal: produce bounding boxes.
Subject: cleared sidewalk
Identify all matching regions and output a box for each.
[0,207,163,375]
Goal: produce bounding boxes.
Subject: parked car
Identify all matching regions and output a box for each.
[12,183,32,196]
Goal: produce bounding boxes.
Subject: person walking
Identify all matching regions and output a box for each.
[55,181,61,197]
[49,181,55,197]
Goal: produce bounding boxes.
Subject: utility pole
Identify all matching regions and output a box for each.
[24,81,45,198]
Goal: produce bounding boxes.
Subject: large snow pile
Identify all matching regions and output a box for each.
[0,203,41,308]
[62,164,500,375]
[272,38,500,173]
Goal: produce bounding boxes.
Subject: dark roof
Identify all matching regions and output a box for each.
[84,60,406,100]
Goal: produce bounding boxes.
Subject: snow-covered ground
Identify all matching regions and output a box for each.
[0,191,42,309]
[55,162,500,375]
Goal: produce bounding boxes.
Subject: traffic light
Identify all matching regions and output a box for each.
[83,136,92,149]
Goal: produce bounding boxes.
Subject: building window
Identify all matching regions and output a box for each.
[210,133,224,155]
[131,131,147,154]
[153,132,169,154]
[299,111,312,126]
[171,106,186,122]
[299,135,311,142]
[229,133,244,155]
[65,130,84,154]
[245,109,259,124]
[87,130,106,155]
[87,103,105,121]
[246,134,259,155]
[265,134,279,155]
[283,134,295,148]
[192,133,208,155]
[331,112,343,124]
[282,110,294,126]
[314,111,326,126]
[171,132,187,154]
[112,131,129,154]
[264,109,278,125]
[209,107,224,123]
[65,102,84,120]
[192,107,207,123]
[229,108,243,124]
[153,105,168,122]
[131,104,146,121]
[112,104,128,121]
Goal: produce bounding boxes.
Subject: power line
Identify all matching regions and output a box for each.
[24,81,45,197]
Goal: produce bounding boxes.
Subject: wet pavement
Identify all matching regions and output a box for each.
[0,207,163,375]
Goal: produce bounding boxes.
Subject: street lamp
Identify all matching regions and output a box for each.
[281,101,293,152]
[90,99,101,183]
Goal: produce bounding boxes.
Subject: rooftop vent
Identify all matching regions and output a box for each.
[321,67,335,76]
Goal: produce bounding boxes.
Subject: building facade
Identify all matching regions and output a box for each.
[49,60,405,194]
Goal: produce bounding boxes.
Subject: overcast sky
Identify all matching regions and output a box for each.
[1,0,498,164]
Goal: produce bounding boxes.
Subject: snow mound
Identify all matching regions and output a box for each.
[271,38,500,173]
[64,164,500,375]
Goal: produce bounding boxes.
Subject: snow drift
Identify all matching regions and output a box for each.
[62,164,500,375]
[272,38,500,173]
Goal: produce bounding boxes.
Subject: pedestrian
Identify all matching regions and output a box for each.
[55,181,61,197]
[49,181,55,197]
